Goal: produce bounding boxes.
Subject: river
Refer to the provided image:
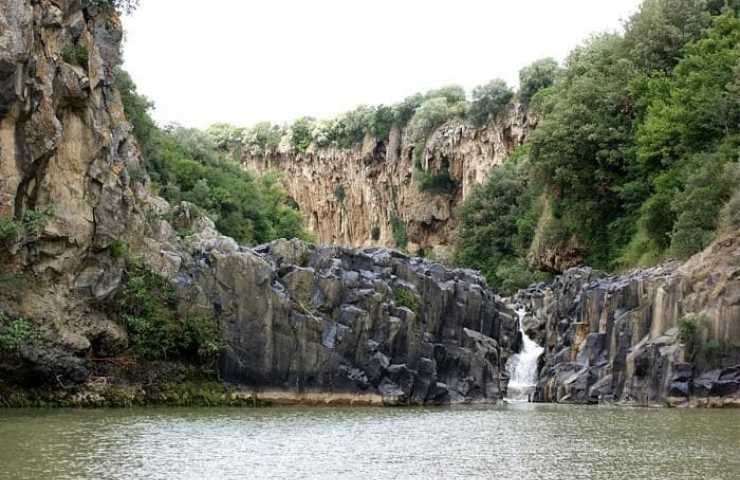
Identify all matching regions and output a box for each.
[0,404,738,479]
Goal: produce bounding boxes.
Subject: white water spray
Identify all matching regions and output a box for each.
[505,307,544,402]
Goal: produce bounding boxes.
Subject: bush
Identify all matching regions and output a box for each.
[720,188,740,232]
[0,314,32,355]
[334,184,346,203]
[367,105,395,141]
[518,58,560,106]
[110,240,128,258]
[61,44,89,67]
[0,217,20,243]
[408,96,463,142]
[390,213,407,250]
[415,168,459,195]
[117,260,222,362]
[678,313,709,360]
[468,79,514,127]
[82,0,140,14]
[371,225,381,241]
[393,288,420,314]
[242,122,282,155]
[289,117,315,153]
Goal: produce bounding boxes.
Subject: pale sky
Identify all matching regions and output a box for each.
[122,0,643,129]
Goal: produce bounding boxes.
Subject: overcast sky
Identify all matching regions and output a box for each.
[122,0,643,129]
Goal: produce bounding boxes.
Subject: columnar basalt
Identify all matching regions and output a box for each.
[515,231,740,407]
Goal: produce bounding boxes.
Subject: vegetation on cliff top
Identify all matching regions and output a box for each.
[456,1,740,293]
[116,70,310,245]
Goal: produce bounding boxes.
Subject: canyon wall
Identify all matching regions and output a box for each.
[0,0,519,406]
[242,112,531,258]
[516,230,740,407]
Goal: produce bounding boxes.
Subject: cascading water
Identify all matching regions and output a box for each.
[505,307,544,402]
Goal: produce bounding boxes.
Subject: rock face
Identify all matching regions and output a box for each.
[242,113,530,258]
[0,1,519,405]
[177,227,518,405]
[516,231,740,407]
[0,0,147,374]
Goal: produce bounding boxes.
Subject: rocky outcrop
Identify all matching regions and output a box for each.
[0,1,519,406]
[168,216,519,405]
[516,231,740,407]
[242,112,530,258]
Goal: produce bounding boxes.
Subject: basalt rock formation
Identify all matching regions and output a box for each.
[0,0,518,406]
[242,112,531,259]
[515,231,740,407]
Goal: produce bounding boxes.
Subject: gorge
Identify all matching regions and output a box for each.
[0,0,739,414]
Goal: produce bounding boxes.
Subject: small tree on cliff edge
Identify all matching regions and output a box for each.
[83,0,140,14]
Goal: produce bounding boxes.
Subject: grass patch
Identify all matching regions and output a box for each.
[393,287,420,315]
[61,44,89,67]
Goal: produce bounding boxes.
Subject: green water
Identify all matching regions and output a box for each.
[0,404,738,479]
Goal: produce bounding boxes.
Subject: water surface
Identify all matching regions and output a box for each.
[0,404,738,479]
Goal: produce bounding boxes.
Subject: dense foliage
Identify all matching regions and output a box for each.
[116,70,310,245]
[455,156,549,294]
[456,1,740,292]
[117,260,221,362]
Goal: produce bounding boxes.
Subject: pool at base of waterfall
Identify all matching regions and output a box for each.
[1,404,739,480]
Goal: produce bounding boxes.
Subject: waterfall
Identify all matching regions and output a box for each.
[505,307,544,402]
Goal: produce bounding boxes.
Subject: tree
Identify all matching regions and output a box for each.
[624,0,712,71]
[468,79,514,127]
[455,158,546,293]
[518,58,560,106]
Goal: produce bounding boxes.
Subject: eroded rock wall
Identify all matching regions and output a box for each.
[516,231,740,407]
[0,1,519,406]
[242,111,530,257]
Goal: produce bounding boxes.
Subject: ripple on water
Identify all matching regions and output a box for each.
[0,404,738,480]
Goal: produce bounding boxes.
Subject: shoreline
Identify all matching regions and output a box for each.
[2,382,738,409]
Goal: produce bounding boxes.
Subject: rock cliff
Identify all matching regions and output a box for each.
[242,112,530,258]
[516,231,740,407]
[0,0,518,406]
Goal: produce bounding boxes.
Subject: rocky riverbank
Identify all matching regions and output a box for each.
[515,231,740,408]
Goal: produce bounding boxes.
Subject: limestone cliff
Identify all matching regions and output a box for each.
[242,111,530,258]
[0,0,519,406]
[516,230,740,407]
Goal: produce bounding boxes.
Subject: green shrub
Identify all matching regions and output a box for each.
[393,287,420,314]
[408,96,461,142]
[22,205,55,237]
[413,140,426,169]
[334,184,346,203]
[61,44,89,67]
[82,0,140,14]
[702,339,722,366]
[371,225,381,241]
[518,58,560,106]
[110,240,128,258]
[390,213,407,250]
[289,117,315,153]
[678,313,710,360]
[0,315,33,355]
[468,79,514,127]
[117,260,222,362]
[367,105,395,141]
[0,217,20,243]
[415,168,459,195]
[720,188,740,232]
